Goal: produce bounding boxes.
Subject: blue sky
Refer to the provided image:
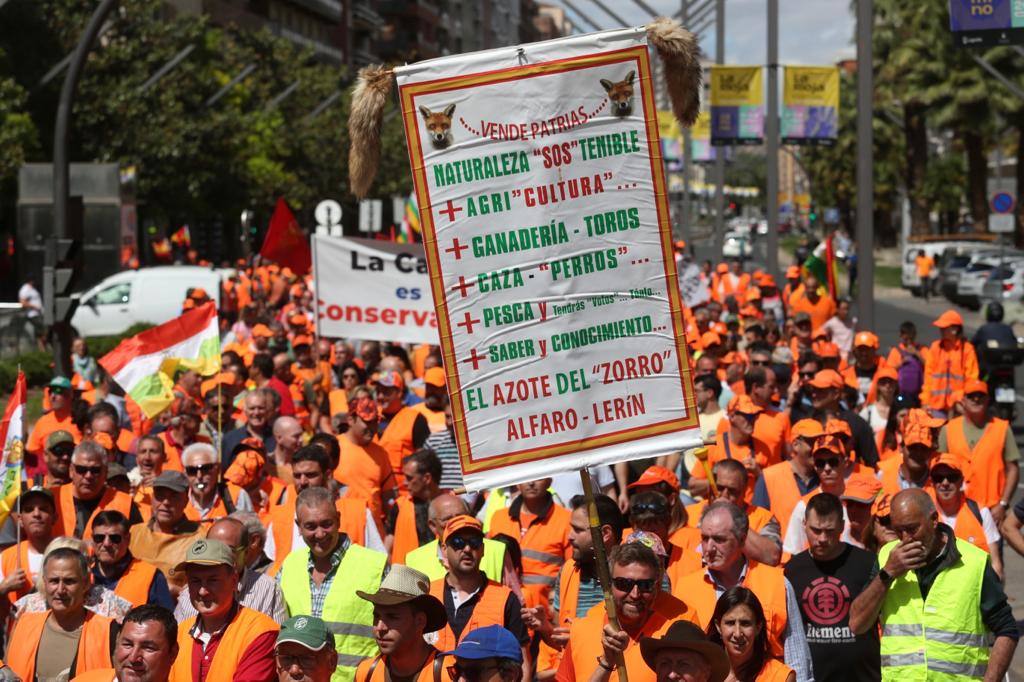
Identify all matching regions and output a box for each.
[558,0,857,66]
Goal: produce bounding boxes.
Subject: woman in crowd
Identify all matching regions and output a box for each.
[707,587,794,682]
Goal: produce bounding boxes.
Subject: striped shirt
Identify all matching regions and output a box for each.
[309,535,349,618]
[175,567,287,624]
[425,429,463,490]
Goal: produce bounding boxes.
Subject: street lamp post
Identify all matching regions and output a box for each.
[856,0,874,328]
[765,0,779,276]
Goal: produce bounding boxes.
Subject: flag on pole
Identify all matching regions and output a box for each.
[802,238,840,299]
[0,370,27,507]
[99,302,221,417]
[823,233,839,299]
[260,197,311,274]
[403,193,421,242]
[152,237,172,259]
[170,225,191,247]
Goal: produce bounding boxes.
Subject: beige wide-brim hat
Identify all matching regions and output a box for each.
[640,621,730,682]
[356,565,447,633]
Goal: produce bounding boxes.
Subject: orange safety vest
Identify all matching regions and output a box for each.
[690,433,771,504]
[428,578,511,652]
[72,668,117,682]
[760,462,806,539]
[921,340,979,412]
[8,610,113,682]
[334,436,395,521]
[378,407,423,491]
[488,498,571,607]
[354,650,451,682]
[946,416,1008,508]
[412,403,447,433]
[328,388,350,418]
[111,558,159,607]
[267,493,370,576]
[671,561,789,658]
[927,491,990,553]
[170,607,279,682]
[255,477,288,523]
[54,485,133,540]
[0,541,37,605]
[684,500,775,533]
[184,482,245,524]
[756,658,795,682]
[877,457,902,496]
[390,495,423,565]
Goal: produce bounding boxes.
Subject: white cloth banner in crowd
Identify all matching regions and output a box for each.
[313,235,438,345]
[395,27,702,491]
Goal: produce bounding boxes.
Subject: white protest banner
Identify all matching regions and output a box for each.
[313,235,438,344]
[679,262,711,309]
[396,28,702,491]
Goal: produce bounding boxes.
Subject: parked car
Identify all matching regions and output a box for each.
[71,266,234,337]
[982,259,1024,303]
[722,231,754,259]
[901,238,995,292]
[956,256,1022,310]
[939,248,1016,302]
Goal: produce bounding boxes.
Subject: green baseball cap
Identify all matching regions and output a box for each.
[174,538,236,572]
[49,376,72,391]
[276,616,332,652]
[45,430,75,451]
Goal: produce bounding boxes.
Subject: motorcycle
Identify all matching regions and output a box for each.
[981,338,1024,421]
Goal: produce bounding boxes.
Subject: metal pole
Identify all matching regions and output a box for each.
[137,44,195,94]
[561,0,604,32]
[713,0,726,258]
[53,0,119,377]
[627,0,659,19]
[206,63,256,108]
[674,0,713,21]
[589,0,630,27]
[855,0,874,328]
[765,0,779,276]
[681,0,692,245]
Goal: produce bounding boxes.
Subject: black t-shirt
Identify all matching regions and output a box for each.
[785,544,880,682]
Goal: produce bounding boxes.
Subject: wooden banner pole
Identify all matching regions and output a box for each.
[580,467,629,682]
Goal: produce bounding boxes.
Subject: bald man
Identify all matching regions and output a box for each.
[850,488,1017,679]
[269,416,302,484]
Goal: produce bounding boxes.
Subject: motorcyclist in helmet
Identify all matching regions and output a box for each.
[972,302,1018,378]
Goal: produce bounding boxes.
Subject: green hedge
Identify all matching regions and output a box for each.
[0,323,154,393]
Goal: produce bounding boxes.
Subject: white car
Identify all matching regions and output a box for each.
[982,259,1024,303]
[71,266,234,337]
[957,256,1023,310]
[722,231,754,259]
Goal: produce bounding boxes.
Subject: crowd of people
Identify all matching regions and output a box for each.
[6,248,1022,682]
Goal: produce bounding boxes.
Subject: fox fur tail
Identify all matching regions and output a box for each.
[645,17,701,127]
[348,65,394,199]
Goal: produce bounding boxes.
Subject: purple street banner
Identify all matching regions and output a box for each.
[948,0,1024,47]
[781,66,839,146]
[710,66,763,146]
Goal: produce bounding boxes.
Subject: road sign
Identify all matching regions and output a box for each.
[989,213,1015,233]
[990,191,1016,214]
[315,199,343,237]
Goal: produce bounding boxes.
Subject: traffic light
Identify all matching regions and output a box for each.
[43,236,81,325]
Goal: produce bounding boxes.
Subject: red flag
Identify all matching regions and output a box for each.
[260,198,311,274]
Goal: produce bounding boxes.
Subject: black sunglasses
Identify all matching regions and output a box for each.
[447,663,499,682]
[73,464,103,476]
[877,515,891,528]
[50,388,67,396]
[813,457,842,470]
[49,446,74,458]
[92,533,123,545]
[447,535,483,551]
[930,471,962,485]
[750,359,770,366]
[612,577,656,594]
[799,371,816,379]
[185,464,217,476]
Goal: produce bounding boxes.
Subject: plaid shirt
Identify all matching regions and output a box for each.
[308,534,350,618]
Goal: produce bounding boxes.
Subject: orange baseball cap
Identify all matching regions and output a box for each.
[902,421,934,448]
[809,369,844,389]
[377,370,406,391]
[443,515,484,544]
[812,435,844,456]
[701,331,723,347]
[758,273,777,287]
[674,240,687,250]
[201,371,237,397]
[189,287,209,301]
[875,366,898,383]
[717,263,729,274]
[786,265,800,279]
[791,419,825,440]
[351,396,379,422]
[872,492,892,518]
[840,473,883,504]
[225,449,265,488]
[292,334,313,348]
[825,418,852,438]
[933,310,964,328]
[930,452,967,474]
[729,395,763,416]
[424,367,447,388]
[252,324,273,338]
[628,465,681,491]
[963,379,988,396]
[813,341,840,359]
[854,331,879,349]
[90,432,114,451]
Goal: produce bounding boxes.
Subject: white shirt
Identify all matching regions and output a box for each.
[18,283,42,318]
[0,544,43,583]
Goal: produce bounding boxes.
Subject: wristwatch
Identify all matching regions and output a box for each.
[999,500,1010,509]
[878,568,894,588]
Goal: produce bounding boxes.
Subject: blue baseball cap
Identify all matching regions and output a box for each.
[444,625,522,662]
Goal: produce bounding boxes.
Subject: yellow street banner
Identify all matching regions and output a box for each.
[782,66,839,145]
[710,66,763,145]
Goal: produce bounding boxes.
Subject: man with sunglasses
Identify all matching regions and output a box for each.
[558,542,694,682]
[938,379,1019,526]
[754,419,822,540]
[792,369,879,468]
[672,501,813,682]
[689,396,772,502]
[782,436,860,555]
[877,408,938,496]
[714,365,789,463]
[429,516,530,676]
[54,440,142,540]
[37,429,75,487]
[90,510,175,610]
[928,453,1002,576]
[26,376,81,477]
[181,442,254,524]
[446,625,523,682]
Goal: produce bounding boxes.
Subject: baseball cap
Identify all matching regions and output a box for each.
[786,265,801,279]
[809,369,844,390]
[700,331,723,348]
[49,376,72,391]
[442,515,484,545]
[251,324,273,338]
[729,395,763,416]
[933,310,964,328]
[902,421,934,447]
[624,530,667,558]
[791,419,825,440]
[854,331,879,349]
[873,492,892,518]
[351,396,379,422]
[813,341,840,359]
[445,625,523,663]
[716,263,729,274]
[793,312,811,326]
[424,367,447,388]
[175,538,236,572]
[840,474,882,504]
[46,430,76,450]
[930,452,967,474]
[963,379,988,396]
[812,436,844,456]
[674,239,687,250]
[201,372,237,398]
[875,366,898,383]
[825,419,852,438]
[225,450,265,488]
[292,334,313,348]
[377,370,405,392]
[152,470,189,493]
[628,465,681,491]
[355,565,446,633]
[17,486,54,509]
[106,462,129,480]
[276,616,333,652]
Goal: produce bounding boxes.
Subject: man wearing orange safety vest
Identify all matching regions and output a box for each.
[753,419,822,540]
[8,547,117,681]
[787,271,836,332]
[938,379,1020,526]
[428,516,530,669]
[671,500,813,680]
[921,310,979,415]
[878,408,939,496]
[0,487,55,612]
[25,376,81,478]
[335,395,397,521]
[90,510,175,610]
[915,249,935,300]
[412,367,449,434]
[55,440,141,540]
[159,396,211,472]
[928,453,1004,575]
[690,395,773,503]
[386,449,446,564]
[181,442,253,523]
[376,371,431,491]
[715,366,790,463]
[169,539,279,682]
[264,445,384,574]
[488,478,572,609]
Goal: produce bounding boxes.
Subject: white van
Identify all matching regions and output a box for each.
[901,238,995,291]
[71,266,234,337]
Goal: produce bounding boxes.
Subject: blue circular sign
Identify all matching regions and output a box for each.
[991,192,1015,214]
